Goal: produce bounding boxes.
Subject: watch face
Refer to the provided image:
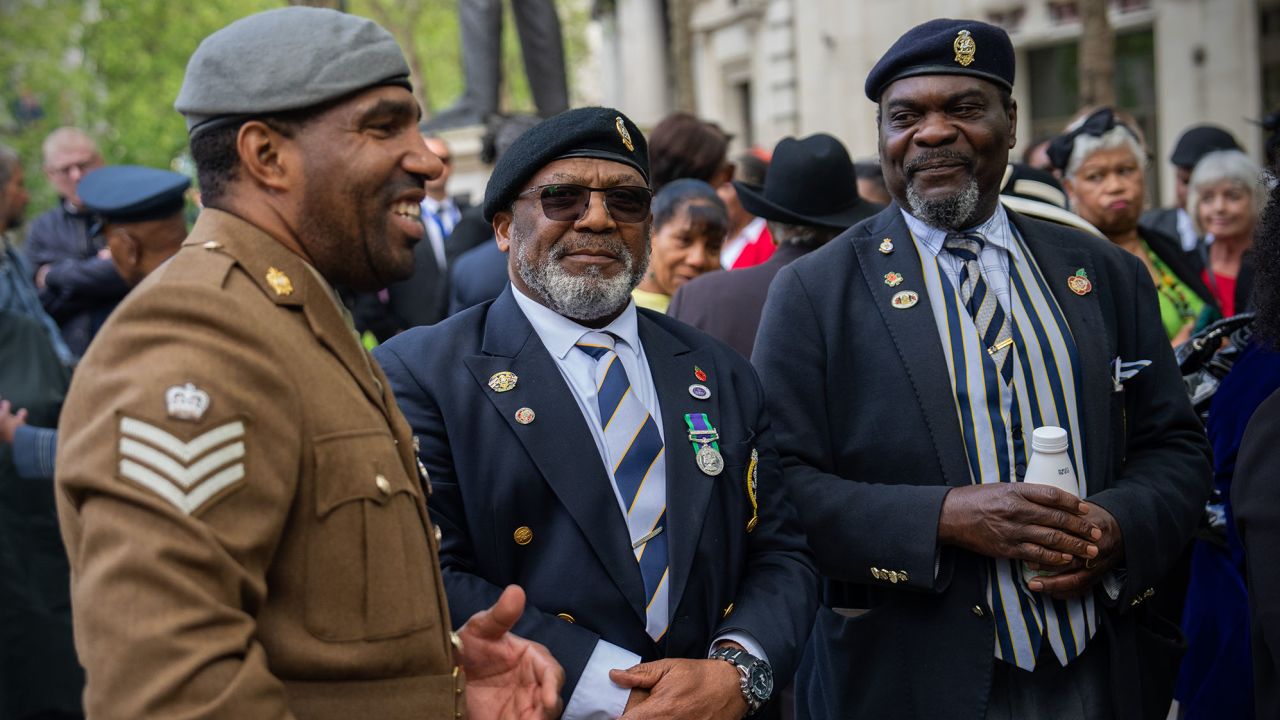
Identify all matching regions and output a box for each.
[749,663,774,701]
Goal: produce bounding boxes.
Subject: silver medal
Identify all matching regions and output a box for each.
[696,444,724,476]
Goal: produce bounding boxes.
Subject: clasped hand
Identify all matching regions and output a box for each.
[938,483,1123,599]
[609,655,748,720]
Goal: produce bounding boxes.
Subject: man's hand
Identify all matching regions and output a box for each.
[609,658,747,720]
[1027,502,1124,600]
[0,399,28,445]
[938,484,1101,568]
[459,585,565,720]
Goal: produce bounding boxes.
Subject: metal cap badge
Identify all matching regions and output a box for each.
[954,29,976,67]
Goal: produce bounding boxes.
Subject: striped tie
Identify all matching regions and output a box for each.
[944,232,1014,384]
[576,332,669,642]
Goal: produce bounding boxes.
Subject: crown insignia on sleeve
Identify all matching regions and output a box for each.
[165,382,211,421]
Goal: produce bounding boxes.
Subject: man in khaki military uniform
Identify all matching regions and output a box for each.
[54,8,562,719]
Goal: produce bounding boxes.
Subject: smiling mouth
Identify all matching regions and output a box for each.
[391,201,421,219]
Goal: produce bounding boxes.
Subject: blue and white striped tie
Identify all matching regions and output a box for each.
[945,232,1014,384]
[576,332,669,642]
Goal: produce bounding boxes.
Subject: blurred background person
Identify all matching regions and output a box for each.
[0,309,79,720]
[0,144,72,365]
[1190,149,1268,318]
[25,127,128,358]
[1021,136,1055,173]
[446,114,541,316]
[1142,125,1242,255]
[853,158,892,206]
[1050,107,1217,344]
[997,163,1103,238]
[78,165,190,287]
[669,133,874,359]
[1233,146,1280,720]
[632,178,727,312]
[646,111,733,192]
[717,149,773,269]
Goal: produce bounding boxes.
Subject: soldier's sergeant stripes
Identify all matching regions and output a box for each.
[117,418,247,515]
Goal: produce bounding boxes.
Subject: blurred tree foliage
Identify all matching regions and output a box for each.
[0,0,589,216]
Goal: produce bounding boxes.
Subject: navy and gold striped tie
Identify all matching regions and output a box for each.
[576,332,669,642]
[944,232,1014,384]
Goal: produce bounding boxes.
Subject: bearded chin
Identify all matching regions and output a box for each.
[514,235,650,322]
[906,177,981,231]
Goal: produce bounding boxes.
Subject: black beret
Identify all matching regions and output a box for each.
[482,107,649,222]
[865,18,1014,102]
[78,166,190,224]
[1170,125,1241,169]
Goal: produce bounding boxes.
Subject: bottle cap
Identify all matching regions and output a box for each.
[1031,426,1069,453]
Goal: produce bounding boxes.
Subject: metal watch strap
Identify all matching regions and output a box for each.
[711,646,764,715]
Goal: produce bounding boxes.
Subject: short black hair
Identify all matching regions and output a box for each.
[652,178,728,236]
[189,105,325,206]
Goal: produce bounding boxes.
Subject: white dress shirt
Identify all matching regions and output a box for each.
[421,195,461,271]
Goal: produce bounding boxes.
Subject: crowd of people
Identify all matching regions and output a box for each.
[1,6,1279,720]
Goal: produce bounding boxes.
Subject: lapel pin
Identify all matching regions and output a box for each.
[688,383,711,401]
[891,290,919,309]
[265,267,293,296]
[879,238,894,254]
[694,365,707,383]
[514,407,536,424]
[488,371,518,393]
[884,271,904,287]
[1068,268,1093,296]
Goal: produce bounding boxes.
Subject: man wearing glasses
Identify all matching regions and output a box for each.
[375,107,817,719]
[25,127,129,358]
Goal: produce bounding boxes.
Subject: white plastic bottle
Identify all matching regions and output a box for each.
[1021,426,1080,584]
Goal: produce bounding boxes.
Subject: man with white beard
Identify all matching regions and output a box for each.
[374,106,816,720]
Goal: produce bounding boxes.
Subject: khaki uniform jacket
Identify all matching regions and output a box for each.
[55,209,465,720]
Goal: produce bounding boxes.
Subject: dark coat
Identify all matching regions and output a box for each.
[667,243,811,359]
[374,288,819,707]
[1232,385,1280,720]
[0,311,79,718]
[446,238,510,316]
[753,204,1211,719]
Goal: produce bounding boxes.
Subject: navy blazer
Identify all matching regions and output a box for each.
[753,204,1210,719]
[375,288,817,704]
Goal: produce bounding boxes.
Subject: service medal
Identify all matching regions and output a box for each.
[696,444,725,476]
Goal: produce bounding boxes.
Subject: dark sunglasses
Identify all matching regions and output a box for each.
[517,183,652,223]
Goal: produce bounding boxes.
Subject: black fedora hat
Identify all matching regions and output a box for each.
[733,133,875,230]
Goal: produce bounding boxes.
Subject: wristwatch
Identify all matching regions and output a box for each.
[710,645,773,716]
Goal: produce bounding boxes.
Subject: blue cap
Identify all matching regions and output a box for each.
[78,166,190,224]
[865,18,1015,102]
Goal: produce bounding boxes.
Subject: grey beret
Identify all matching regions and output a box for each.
[175,7,410,135]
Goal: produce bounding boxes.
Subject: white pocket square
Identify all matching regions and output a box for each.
[1112,357,1152,391]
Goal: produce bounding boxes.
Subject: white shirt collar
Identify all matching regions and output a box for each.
[511,285,642,360]
[900,203,1014,258]
[422,195,456,215]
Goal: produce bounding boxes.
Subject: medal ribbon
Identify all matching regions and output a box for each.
[683,413,720,452]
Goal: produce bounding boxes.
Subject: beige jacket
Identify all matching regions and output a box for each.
[56,209,464,719]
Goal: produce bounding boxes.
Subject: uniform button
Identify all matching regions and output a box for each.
[375,474,392,495]
[1015,463,1027,478]
[451,631,464,652]
[971,605,985,617]
[434,526,442,543]
[557,612,576,623]
[722,602,735,619]
[513,526,533,545]
[201,240,222,250]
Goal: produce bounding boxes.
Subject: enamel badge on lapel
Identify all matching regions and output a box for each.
[884,271,904,287]
[684,413,724,476]
[878,238,894,254]
[514,407,536,424]
[745,448,760,533]
[688,384,711,400]
[694,365,707,383]
[891,290,919,309]
[1068,268,1093,296]
[488,371,518,393]
[265,267,293,296]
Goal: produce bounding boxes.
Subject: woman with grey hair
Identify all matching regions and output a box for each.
[1049,107,1217,343]
[1188,149,1268,316]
